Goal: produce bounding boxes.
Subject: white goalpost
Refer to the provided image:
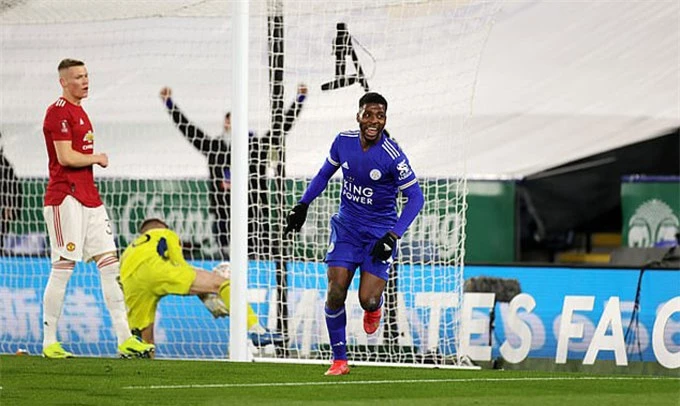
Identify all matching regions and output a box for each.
[0,0,501,366]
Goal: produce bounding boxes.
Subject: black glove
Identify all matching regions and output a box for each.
[370,232,397,261]
[284,202,309,235]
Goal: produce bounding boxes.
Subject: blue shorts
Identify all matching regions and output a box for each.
[325,214,396,281]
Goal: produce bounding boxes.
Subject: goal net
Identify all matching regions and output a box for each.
[0,0,500,364]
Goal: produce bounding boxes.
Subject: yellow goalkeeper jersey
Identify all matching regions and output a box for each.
[120,228,189,277]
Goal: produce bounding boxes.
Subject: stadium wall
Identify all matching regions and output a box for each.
[1,258,678,375]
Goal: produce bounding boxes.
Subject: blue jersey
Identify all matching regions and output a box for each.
[327,130,418,229]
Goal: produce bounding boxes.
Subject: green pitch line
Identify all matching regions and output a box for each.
[2,355,679,406]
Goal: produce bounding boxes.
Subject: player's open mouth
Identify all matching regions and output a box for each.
[366,127,379,136]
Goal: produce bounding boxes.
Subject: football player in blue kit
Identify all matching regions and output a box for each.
[285,92,424,376]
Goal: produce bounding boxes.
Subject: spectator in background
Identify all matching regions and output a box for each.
[159,85,307,258]
[0,132,22,253]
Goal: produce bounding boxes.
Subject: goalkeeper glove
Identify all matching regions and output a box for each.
[197,293,229,318]
[284,202,309,235]
[370,232,397,262]
[212,262,231,279]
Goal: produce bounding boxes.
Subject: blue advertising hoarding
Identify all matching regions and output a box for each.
[1,258,678,369]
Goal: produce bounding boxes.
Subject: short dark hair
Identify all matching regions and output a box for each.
[57,58,85,72]
[359,92,388,111]
[139,218,169,233]
[225,112,231,120]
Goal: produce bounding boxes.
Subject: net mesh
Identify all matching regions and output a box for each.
[0,0,500,364]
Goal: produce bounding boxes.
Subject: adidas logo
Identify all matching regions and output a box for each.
[79,118,84,125]
[342,162,349,169]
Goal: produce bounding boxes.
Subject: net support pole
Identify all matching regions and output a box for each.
[229,0,249,362]
[267,0,289,354]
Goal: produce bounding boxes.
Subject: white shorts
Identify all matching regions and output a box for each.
[43,195,117,263]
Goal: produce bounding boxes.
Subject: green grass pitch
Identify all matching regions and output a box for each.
[1,355,678,405]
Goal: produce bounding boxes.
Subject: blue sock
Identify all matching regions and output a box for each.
[325,305,347,361]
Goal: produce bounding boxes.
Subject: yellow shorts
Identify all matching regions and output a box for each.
[121,258,197,331]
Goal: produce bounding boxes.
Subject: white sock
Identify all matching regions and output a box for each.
[97,255,132,345]
[42,260,74,348]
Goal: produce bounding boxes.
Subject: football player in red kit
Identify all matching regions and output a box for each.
[41,58,154,359]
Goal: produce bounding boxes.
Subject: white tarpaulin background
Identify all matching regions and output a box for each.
[1,0,678,179]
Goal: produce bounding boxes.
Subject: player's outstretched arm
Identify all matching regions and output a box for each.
[159,86,224,157]
[285,158,338,235]
[281,83,308,134]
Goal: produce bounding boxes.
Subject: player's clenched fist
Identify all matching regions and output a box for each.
[370,232,397,261]
[159,87,172,101]
[284,202,308,235]
[96,152,109,168]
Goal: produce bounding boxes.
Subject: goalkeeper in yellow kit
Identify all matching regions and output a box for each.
[120,218,283,351]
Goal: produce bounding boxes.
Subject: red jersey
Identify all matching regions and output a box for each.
[43,97,103,207]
